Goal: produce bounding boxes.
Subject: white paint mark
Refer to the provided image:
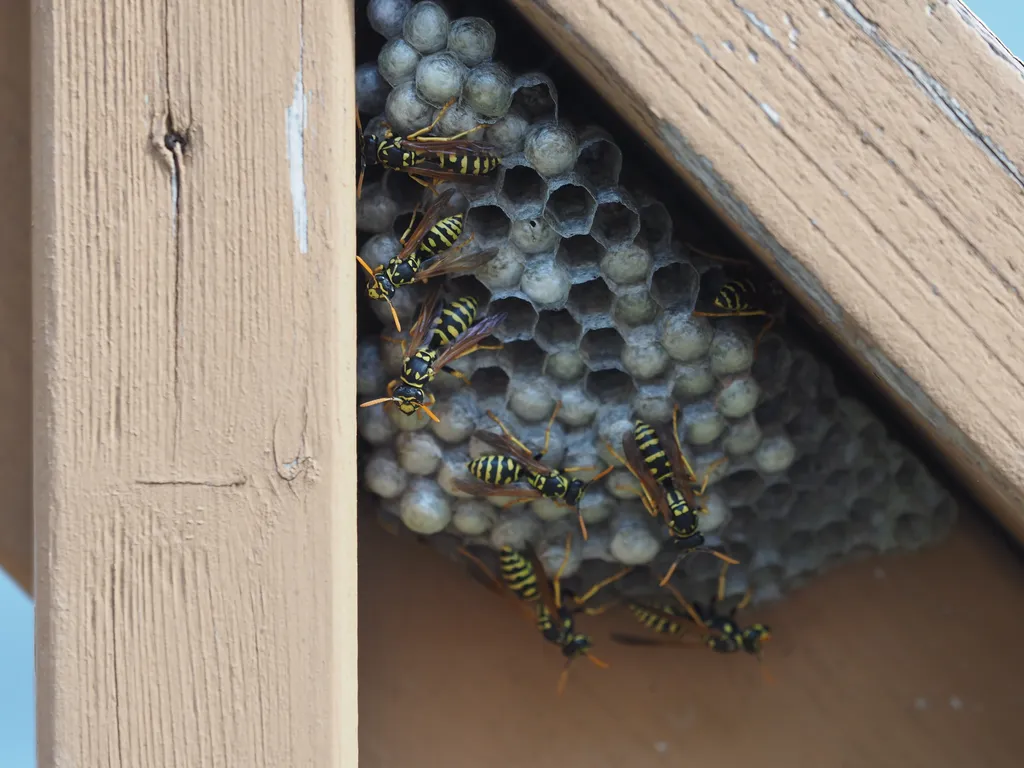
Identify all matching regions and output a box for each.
[949,696,964,710]
[653,741,669,753]
[734,3,774,40]
[723,40,735,52]
[785,13,800,48]
[819,7,831,20]
[285,21,310,255]
[748,47,759,63]
[760,103,780,125]
[170,162,179,242]
[925,3,936,17]
[914,697,928,710]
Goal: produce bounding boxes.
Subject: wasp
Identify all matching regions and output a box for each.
[610,562,773,668]
[606,405,737,586]
[359,287,505,423]
[453,403,613,540]
[355,188,497,332]
[460,534,631,695]
[359,98,502,193]
[689,251,787,353]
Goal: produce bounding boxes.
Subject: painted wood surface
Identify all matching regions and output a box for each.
[507,0,1024,543]
[360,513,1024,768]
[31,0,358,764]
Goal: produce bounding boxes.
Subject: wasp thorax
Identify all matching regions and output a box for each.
[564,478,587,507]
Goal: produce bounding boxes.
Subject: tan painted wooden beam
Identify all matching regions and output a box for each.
[0,0,32,594]
[507,0,1024,541]
[32,0,358,763]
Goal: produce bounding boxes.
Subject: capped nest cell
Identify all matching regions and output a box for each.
[355,0,956,608]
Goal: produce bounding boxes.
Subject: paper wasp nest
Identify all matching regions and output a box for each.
[355,0,956,607]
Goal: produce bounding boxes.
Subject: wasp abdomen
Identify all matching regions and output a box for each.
[468,454,523,486]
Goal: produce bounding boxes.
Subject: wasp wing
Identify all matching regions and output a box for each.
[523,544,563,618]
[657,421,705,511]
[430,310,506,370]
[621,431,674,525]
[414,247,498,284]
[402,136,500,156]
[393,188,456,261]
[400,166,497,186]
[451,476,544,503]
[404,285,445,353]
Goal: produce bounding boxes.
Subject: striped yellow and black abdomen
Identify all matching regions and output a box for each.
[416,214,465,260]
[634,421,673,486]
[713,278,757,312]
[468,454,523,486]
[436,151,501,175]
[429,296,479,349]
[628,604,684,635]
[498,546,540,601]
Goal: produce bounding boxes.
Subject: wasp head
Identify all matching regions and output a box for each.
[564,478,588,507]
[392,383,425,414]
[366,272,395,301]
[562,632,593,660]
[742,624,772,655]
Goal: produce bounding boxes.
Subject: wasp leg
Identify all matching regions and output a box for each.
[551,532,575,610]
[407,98,458,140]
[486,410,534,458]
[398,200,425,245]
[573,566,632,608]
[534,401,563,461]
[660,580,708,630]
[440,365,471,386]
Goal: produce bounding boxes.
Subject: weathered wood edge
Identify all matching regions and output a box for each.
[508,0,1024,542]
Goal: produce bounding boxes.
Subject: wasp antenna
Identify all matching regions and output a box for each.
[711,550,740,565]
[586,653,609,670]
[419,402,441,423]
[387,299,403,333]
[355,254,377,278]
[359,396,394,408]
[556,667,570,697]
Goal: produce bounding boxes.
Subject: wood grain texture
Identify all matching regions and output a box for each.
[0,0,32,593]
[31,1,358,765]
[360,514,1024,768]
[506,0,1024,542]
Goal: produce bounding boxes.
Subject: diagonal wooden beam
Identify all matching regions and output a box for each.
[510,0,1024,541]
[32,0,358,763]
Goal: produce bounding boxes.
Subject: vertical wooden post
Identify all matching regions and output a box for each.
[0,0,31,593]
[31,1,358,765]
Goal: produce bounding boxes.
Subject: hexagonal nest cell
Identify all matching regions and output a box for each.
[590,201,640,249]
[489,296,538,340]
[579,327,625,370]
[566,278,613,323]
[535,308,582,350]
[498,164,547,215]
[556,235,604,280]
[544,182,597,237]
[464,205,511,242]
[354,0,958,615]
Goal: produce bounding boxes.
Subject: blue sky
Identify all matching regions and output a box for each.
[0,2,1022,766]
